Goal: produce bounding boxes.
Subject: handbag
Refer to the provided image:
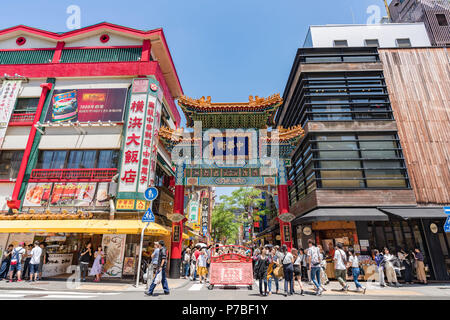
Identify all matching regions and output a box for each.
[273,264,284,278]
[154,271,162,285]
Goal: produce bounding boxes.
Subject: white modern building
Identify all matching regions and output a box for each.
[303,23,431,48]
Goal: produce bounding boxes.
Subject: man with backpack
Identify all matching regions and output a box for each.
[7,242,26,282]
[334,243,349,291]
[307,240,323,296]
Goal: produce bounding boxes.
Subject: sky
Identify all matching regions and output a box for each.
[0,0,388,199]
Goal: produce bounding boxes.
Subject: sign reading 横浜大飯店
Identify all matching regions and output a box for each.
[116,78,163,211]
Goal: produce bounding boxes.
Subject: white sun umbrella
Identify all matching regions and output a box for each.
[196,243,207,248]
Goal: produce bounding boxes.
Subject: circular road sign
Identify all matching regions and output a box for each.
[144,187,158,201]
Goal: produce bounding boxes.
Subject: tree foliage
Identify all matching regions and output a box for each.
[211,187,268,244]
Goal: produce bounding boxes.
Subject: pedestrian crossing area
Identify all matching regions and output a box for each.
[0,289,121,299]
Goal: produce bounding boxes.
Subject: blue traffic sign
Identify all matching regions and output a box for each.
[142,207,155,223]
[144,187,158,201]
[444,207,450,233]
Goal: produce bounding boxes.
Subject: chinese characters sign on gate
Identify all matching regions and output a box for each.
[117,78,162,210]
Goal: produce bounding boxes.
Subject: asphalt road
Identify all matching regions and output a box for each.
[1,280,450,300]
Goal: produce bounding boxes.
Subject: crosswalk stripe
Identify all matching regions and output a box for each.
[43,295,96,299]
[0,294,26,298]
[3,290,119,296]
[188,283,203,291]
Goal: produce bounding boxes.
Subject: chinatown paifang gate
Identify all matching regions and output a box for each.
[159,94,304,278]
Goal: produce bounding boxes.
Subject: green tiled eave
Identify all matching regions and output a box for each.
[0,50,54,64]
[60,47,142,63]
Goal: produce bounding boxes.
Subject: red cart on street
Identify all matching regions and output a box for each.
[207,245,253,290]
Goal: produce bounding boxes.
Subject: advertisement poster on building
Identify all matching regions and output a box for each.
[0,80,22,147]
[95,182,110,207]
[23,183,52,207]
[45,88,127,123]
[101,234,126,277]
[122,257,136,275]
[49,183,96,206]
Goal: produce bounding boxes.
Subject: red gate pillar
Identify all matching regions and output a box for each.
[169,166,185,278]
[277,161,293,251]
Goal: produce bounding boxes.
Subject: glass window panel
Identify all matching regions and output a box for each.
[359,135,395,140]
[366,178,406,188]
[364,160,403,168]
[320,170,363,179]
[40,151,54,169]
[319,150,359,159]
[0,151,13,179]
[318,141,358,150]
[360,140,397,149]
[307,181,316,193]
[321,179,365,188]
[316,135,355,141]
[81,151,96,168]
[67,151,83,169]
[361,150,398,159]
[14,98,39,113]
[312,114,352,121]
[320,161,361,169]
[343,55,377,62]
[10,151,23,178]
[52,151,67,169]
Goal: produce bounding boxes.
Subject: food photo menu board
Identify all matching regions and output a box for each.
[23,182,109,208]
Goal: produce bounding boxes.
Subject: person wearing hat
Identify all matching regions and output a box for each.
[8,242,26,282]
[145,240,169,296]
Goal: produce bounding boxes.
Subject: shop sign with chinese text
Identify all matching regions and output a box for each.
[117,78,163,210]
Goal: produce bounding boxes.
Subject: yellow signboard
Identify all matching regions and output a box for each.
[116,199,135,210]
[136,200,146,211]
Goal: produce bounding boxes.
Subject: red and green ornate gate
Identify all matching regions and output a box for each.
[159,94,304,278]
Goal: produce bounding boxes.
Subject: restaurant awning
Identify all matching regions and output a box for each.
[292,208,389,224]
[379,207,448,220]
[0,220,170,236]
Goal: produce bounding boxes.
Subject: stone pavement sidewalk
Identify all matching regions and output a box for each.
[288,280,450,297]
[0,277,190,293]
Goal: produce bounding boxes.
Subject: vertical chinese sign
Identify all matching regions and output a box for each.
[117,78,162,211]
[0,80,23,146]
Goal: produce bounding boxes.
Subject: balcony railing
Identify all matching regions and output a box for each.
[30,168,117,182]
[9,113,36,125]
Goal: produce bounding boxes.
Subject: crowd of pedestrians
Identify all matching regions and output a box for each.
[0,241,47,282]
[249,242,429,297]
